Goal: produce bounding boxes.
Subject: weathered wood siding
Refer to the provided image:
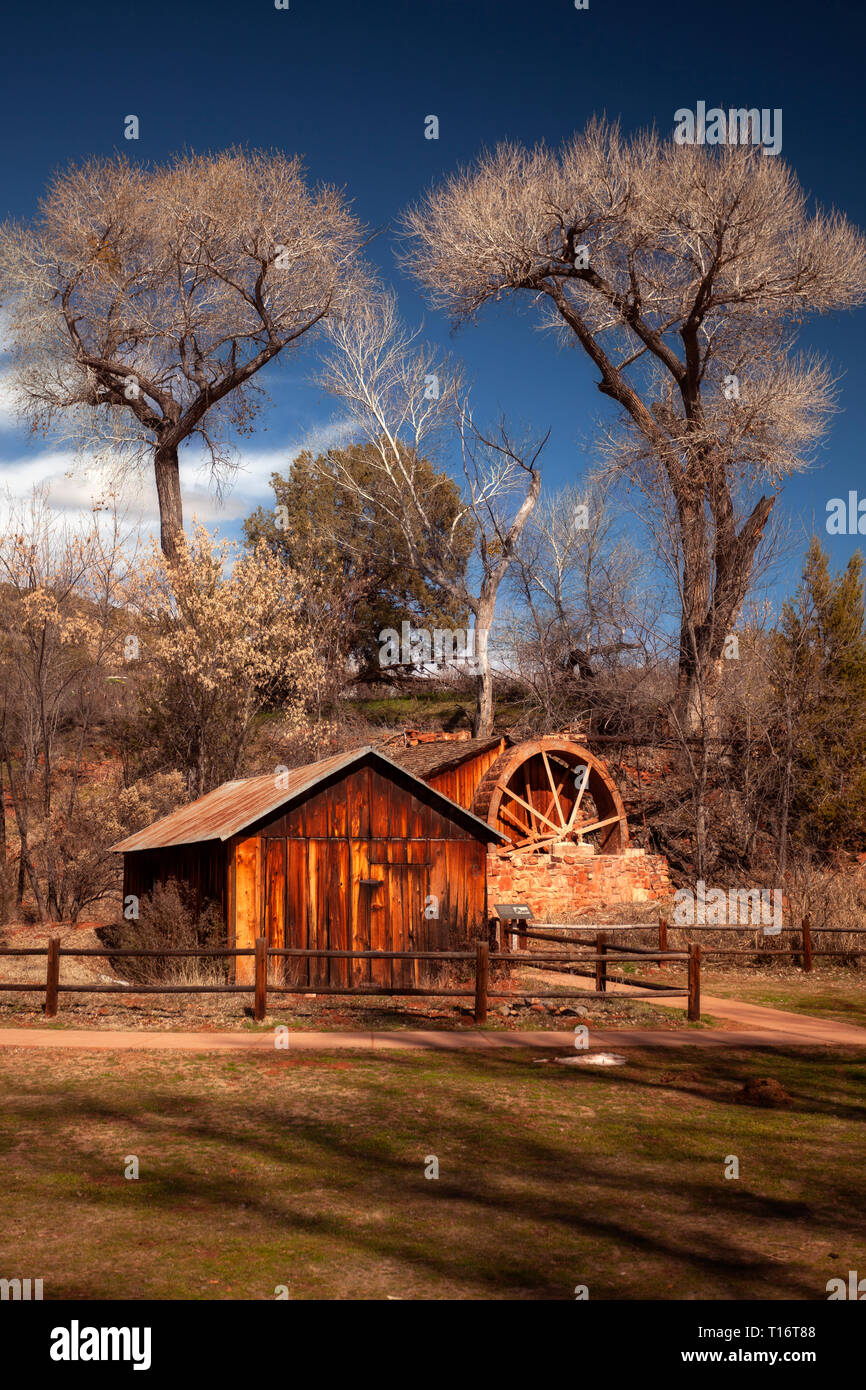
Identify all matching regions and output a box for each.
[124,757,493,990]
[256,763,489,987]
[231,833,261,985]
[122,842,228,920]
[425,741,505,810]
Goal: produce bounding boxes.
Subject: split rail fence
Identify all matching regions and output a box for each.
[504,916,866,974]
[2,913,863,1028]
[0,935,699,1025]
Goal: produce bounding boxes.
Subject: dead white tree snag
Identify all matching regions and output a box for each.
[319,291,545,737]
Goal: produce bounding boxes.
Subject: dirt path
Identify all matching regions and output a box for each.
[1,1021,865,1051]
[2,959,865,1053]
[526,967,866,1047]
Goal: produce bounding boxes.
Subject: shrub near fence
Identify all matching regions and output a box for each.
[0,937,698,1025]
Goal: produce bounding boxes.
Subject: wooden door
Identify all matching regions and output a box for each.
[303,839,351,990]
[383,862,428,988]
[284,839,310,988]
[367,843,430,989]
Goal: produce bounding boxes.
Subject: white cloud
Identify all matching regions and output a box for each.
[0,417,356,540]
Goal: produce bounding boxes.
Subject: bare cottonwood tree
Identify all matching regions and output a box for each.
[0,150,366,560]
[402,121,866,731]
[319,292,544,735]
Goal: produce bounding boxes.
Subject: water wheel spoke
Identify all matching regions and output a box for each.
[498,783,562,837]
[494,831,560,857]
[573,813,623,837]
[523,767,537,833]
[498,800,535,840]
[573,769,589,815]
[541,750,567,830]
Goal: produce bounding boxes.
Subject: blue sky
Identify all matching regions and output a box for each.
[1,0,865,595]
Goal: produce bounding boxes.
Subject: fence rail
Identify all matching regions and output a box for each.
[3,907,862,1029]
[501,917,866,971]
[0,936,698,1025]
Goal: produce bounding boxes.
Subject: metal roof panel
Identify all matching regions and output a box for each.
[111,746,507,852]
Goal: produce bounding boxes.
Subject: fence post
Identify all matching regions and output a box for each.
[45,936,60,1019]
[595,931,607,994]
[474,940,489,1024]
[254,936,268,1022]
[801,916,813,974]
[687,942,701,1022]
[658,916,668,953]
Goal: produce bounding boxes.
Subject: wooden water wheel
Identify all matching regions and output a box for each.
[471,738,628,857]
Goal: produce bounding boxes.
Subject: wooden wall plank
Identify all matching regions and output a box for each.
[349,840,371,985]
[265,838,286,985]
[327,840,350,988]
[307,840,322,988]
[234,834,260,986]
[285,840,308,987]
[368,849,389,989]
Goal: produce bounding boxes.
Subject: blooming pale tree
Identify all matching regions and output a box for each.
[0,490,138,918]
[128,524,323,797]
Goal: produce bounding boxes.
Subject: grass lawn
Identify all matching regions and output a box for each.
[0,1045,864,1300]
[346,691,526,729]
[698,970,866,1030]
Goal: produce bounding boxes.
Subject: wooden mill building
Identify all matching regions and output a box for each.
[386,733,630,854]
[113,746,506,986]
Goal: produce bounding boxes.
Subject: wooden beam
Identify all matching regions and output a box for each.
[571,765,590,817]
[542,750,566,830]
[496,784,562,836]
[45,936,60,1019]
[254,936,268,1022]
[688,942,701,1021]
[801,916,813,973]
[595,931,607,993]
[474,940,489,1023]
[573,813,623,838]
[493,832,560,857]
[497,801,534,840]
[522,766,535,834]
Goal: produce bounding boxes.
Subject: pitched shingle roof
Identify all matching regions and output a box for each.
[384,736,504,781]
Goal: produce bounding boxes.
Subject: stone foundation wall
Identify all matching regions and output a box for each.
[486,843,671,919]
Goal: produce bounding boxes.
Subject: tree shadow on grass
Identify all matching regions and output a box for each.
[2,1048,863,1298]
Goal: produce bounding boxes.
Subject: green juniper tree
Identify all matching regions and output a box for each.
[771,538,866,863]
[244,443,473,684]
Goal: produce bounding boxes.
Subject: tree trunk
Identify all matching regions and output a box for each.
[473,665,494,738]
[472,614,494,737]
[2,746,49,921]
[673,491,774,737]
[675,652,725,737]
[154,444,184,562]
[776,701,794,880]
